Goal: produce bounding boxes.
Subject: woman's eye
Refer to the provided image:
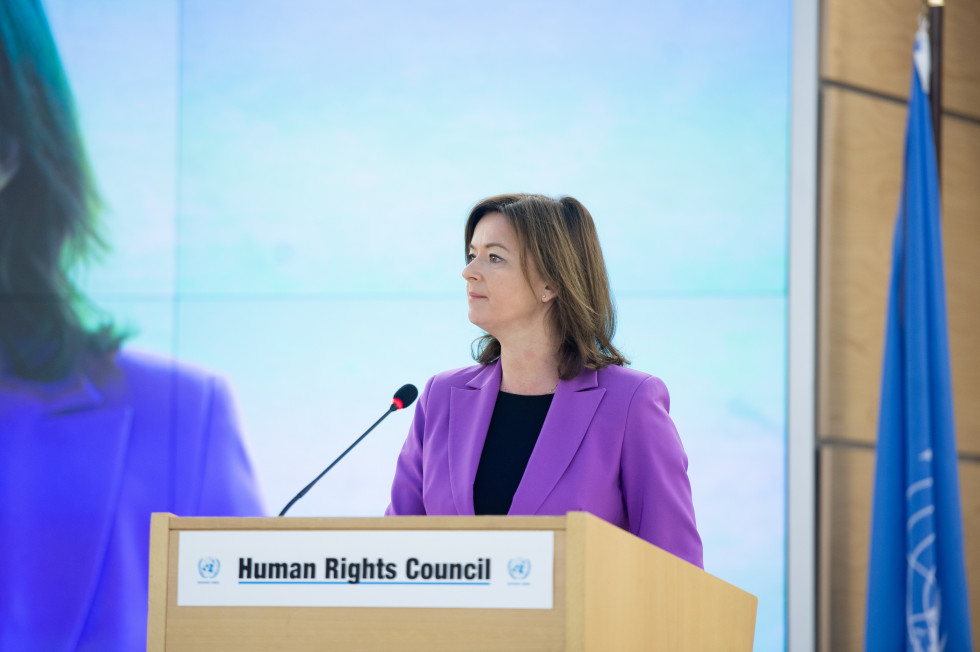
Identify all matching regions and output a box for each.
[489,254,502,263]
[466,253,476,262]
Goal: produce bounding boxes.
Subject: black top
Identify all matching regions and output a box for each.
[473,391,554,515]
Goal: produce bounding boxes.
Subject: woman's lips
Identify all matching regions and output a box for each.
[468,292,487,300]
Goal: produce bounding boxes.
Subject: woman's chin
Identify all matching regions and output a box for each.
[467,312,491,333]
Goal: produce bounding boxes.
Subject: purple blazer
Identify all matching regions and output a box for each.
[387,361,703,568]
[0,349,265,651]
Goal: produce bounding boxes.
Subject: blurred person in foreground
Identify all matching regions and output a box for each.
[386,194,703,568]
[0,1,264,649]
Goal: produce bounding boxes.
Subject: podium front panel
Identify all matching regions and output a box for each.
[148,512,756,651]
[149,515,568,652]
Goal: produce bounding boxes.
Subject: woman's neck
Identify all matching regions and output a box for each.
[498,343,560,395]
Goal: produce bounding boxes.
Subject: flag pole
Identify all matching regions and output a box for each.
[928,0,944,181]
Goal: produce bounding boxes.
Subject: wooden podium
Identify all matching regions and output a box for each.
[148,511,756,651]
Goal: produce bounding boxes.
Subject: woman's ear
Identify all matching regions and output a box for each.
[541,283,557,303]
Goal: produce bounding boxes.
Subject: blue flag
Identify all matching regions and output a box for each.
[865,20,973,652]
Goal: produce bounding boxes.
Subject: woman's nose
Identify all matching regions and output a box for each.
[462,260,479,280]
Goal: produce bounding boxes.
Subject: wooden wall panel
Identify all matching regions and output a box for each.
[943,1,980,118]
[822,0,918,99]
[965,456,980,648]
[818,0,980,649]
[818,92,980,454]
[943,116,980,454]
[818,446,980,652]
[817,89,904,445]
[818,446,874,652]
[823,0,980,120]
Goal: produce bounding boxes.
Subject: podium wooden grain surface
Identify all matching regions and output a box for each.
[148,512,756,651]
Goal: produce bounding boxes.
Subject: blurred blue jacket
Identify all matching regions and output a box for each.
[0,349,265,651]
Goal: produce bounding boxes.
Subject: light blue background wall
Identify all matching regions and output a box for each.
[47,1,790,648]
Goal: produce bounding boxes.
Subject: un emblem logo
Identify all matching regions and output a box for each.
[198,557,221,579]
[507,558,531,580]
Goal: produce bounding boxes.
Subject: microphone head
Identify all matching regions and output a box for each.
[391,383,418,410]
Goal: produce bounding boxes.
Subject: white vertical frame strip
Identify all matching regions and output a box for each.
[788,0,819,650]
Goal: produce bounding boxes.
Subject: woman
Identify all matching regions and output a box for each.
[0,2,264,649]
[387,194,702,568]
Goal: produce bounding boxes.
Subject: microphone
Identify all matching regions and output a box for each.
[391,383,419,411]
[278,384,418,517]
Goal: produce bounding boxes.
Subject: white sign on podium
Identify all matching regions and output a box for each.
[177,529,554,609]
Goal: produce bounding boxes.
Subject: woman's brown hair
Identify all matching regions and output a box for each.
[0,0,125,381]
[465,193,628,379]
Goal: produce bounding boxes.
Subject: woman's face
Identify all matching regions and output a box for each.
[462,212,549,340]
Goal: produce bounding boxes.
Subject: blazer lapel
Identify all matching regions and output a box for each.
[509,368,605,515]
[447,362,501,515]
[0,370,133,647]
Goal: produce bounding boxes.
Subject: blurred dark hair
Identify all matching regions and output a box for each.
[0,0,124,382]
[465,194,628,380]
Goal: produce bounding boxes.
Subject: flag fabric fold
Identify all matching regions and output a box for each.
[864,20,973,652]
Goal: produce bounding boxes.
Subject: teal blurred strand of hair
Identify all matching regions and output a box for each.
[0,0,127,382]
